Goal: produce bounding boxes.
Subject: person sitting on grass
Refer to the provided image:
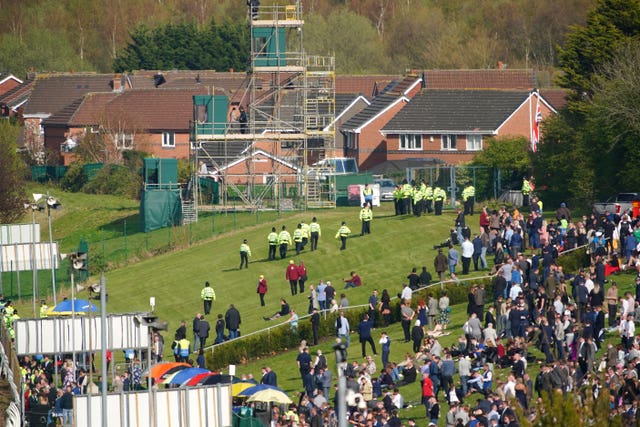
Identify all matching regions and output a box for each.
[264,298,290,321]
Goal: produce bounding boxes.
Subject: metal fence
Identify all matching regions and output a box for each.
[0,210,297,302]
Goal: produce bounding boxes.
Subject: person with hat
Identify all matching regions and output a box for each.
[239,239,251,269]
[256,275,268,306]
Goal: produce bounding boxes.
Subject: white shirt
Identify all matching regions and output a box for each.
[401,286,413,301]
[461,240,474,258]
[503,380,516,399]
[584,279,594,294]
[509,284,522,300]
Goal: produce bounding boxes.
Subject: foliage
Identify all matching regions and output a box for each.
[557,0,640,106]
[472,136,532,172]
[0,120,27,223]
[82,164,142,199]
[60,162,88,193]
[112,20,249,72]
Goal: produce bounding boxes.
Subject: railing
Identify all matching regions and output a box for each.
[1,319,23,426]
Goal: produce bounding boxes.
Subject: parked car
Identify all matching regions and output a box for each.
[592,193,639,215]
[373,178,395,201]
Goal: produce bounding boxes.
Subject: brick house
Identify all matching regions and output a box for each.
[380,89,556,165]
[339,75,424,170]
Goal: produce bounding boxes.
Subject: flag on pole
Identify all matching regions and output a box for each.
[531,93,542,152]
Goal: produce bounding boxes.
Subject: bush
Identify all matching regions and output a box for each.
[83,164,142,199]
[556,247,590,272]
[60,162,87,192]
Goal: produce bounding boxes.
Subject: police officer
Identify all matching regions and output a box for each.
[413,181,424,217]
[300,221,310,250]
[239,239,251,269]
[309,217,321,251]
[360,203,372,235]
[335,221,351,250]
[278,225,292,259]
[200,281,216,315]
[362,183,373,210]
[39,300,49,318]
[401,179,412,215]
[433,186,446,215]
[293,224,304,255]
[267,227,278,260]
[462,182,475,216]
[521,176,531,208]
[425,182,434,214]
[393,185,403,215]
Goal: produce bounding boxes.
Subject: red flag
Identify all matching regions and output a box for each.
[532,95,542,152]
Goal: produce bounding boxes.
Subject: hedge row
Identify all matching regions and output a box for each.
[206,277,494,370]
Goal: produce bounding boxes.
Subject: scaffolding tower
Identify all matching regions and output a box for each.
[191,0,336,217]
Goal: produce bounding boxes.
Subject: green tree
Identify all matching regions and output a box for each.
[472,136,532,172]
[557,0,640,106]
[0,120,27,223]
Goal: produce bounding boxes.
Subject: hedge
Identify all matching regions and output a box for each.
[206,277,494,370]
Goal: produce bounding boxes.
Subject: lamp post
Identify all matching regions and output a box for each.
[30,206,38,318]
[46,192,58,305]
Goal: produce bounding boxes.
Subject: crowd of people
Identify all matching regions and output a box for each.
[240,198,640,427]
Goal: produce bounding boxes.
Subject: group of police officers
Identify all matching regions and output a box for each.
[267,218,322,260]
[393,179,476,217]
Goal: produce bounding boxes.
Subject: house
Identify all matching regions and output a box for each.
[380,89,556,165]
[0,74,23,97]
[339,75,424,170]
[0,77,34,119]
[44,87,215,164]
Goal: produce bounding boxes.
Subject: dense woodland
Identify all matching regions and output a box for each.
[0,0,594,77]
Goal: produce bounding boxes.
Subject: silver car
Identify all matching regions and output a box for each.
[374,178,395,201]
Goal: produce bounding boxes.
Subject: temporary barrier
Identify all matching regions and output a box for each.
[73,383,232,427]
[13,313,150,355]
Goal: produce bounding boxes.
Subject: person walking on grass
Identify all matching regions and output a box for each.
[200,282,216,315]
[239,239,251,269]
[257,275,268,306]
[335,221,351,250]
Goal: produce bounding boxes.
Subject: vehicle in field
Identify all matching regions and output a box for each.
[592,193,639,215]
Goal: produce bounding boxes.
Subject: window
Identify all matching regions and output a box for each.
[114,133,134,150]
[162,132,175,148]
[466,134,482,151]
[441,134,457,150]
[346,133,357,149]
[399,134,422,150]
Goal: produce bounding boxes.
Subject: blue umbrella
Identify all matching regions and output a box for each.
[167,368,210,385]
[237,384,283,397]
[48,298,98,316]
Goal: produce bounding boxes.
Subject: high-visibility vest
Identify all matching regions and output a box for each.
[240,243,251,255]
[310,222,321,234]
[293,229,303,242]
[521,179,531,195]
[278,231,292,245]
[301,223,310,238]
[360,209,372,221]
[268,232,278,244]
[335,226,351,238]
[201,287,216,301]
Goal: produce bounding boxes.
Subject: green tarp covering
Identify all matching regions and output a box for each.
[140,189,182,232]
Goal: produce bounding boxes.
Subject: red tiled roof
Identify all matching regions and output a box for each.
[67,93,120,126]
[0,78,34,109]
[336,75,400,97]
[540,89,568,111]
[422,69,535,90]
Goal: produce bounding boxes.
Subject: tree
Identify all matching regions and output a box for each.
[0,120,27,223]
[472,136,532,172]
[557,0,640,105]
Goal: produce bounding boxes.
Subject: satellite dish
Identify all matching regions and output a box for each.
[73,260,85,270]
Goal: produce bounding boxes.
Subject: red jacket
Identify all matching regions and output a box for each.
[298,265,307,279]
[257,279,268,294]
[422,376,434,398]
[286,264,300,281]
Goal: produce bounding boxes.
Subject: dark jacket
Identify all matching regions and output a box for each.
[197,319,210,338]
[225,307,241,330]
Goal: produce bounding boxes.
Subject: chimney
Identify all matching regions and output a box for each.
[113,74,122,92]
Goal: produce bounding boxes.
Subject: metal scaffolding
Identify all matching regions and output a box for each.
[191,1,336,215]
